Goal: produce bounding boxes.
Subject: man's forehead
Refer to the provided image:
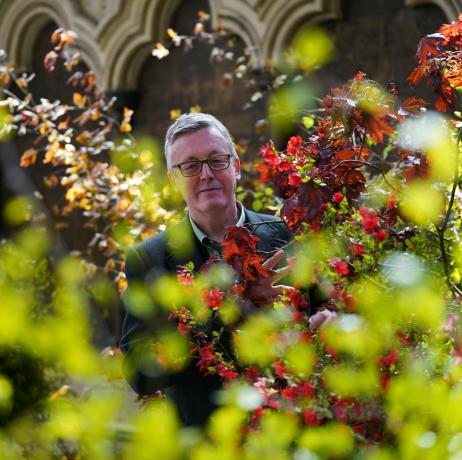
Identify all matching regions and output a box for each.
[170,127,228,154]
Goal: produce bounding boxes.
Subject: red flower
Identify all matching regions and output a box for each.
[332,192,344,204]
[380,371,391,390]
[329,257,350,276]
[341,292,356,311]
[288,173,302,187]
[359,207,380,234]
[203,287,224,310]
[374,228,387,241]
[298,381,315,399]
[272,360,288,378]
[176,266,194,286]
[219,367,239,380]
[285,289,308,309]
[281,386,298,401]
[245,366,260,382]
[287,135,303,155]
[197,344,215,372]
[303,409,320,425]
[351,243,364,256]
[177,323,191,335]
[378,349,398,368]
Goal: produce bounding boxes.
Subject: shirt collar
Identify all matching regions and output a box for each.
[189,201,245,246]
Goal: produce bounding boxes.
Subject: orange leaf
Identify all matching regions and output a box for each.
[402,96,428,114]
[408,64,427,86]
[73,92,87,107]
[20,148,37,167]
[120,122,132,133]
[170,109,182,121]
[49,384,70,401]
[416,33,445,61]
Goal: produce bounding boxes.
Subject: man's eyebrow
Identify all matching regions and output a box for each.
[183,150,225,161]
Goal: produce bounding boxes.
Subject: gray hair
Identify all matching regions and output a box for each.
[164,112,237,169]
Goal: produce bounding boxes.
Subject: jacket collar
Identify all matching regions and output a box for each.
[164,206,287,270]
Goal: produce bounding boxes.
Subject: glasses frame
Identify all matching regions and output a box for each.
[171,154,232,177]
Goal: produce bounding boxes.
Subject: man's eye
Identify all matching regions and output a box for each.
[182,162,200,172]
[209,160,227,167]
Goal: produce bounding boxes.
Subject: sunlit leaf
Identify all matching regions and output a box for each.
[399,180,444,225]
[298,423,354,457]
[208,406,246,446]
[3,196,34,226]
[234,312,278,366]
[285,341,315,377]
[268,81,315,136]
[291,27,334,71]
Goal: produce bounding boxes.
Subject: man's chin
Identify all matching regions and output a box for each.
[192,199,229,213]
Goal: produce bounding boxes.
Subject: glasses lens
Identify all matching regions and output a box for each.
[208,156,230,171]
[181,161,202,177]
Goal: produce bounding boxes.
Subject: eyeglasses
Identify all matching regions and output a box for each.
[172,154,231,177]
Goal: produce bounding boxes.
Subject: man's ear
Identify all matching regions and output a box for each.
[234,157,241,180]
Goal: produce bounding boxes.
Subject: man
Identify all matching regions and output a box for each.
[120,112,293,426]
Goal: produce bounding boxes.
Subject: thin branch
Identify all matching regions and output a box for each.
[355,131,367,161]
[436,128,461,298]
[245,219,286,230]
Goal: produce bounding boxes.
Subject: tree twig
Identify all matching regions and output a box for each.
[436,128,461,298]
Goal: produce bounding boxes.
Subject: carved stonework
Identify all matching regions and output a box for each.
[76,0,107,23]
[0,0,459,90]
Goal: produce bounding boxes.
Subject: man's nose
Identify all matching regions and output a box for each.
[199,161,214,179]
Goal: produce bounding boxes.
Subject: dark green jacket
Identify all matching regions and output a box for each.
[120,208,291,426]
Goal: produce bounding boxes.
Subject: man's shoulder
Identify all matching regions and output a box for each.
[245,208,284,224]
[245,208,289,232]
[126,218,196,275]
[135,230,168,256]
[124,231,168,278]
[244,208,292,249]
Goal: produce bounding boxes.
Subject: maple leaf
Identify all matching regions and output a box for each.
[438,16,462,44]
[363,111,394,144]
[222,226,271,282]
[407,64,427,86]
[416,33,445,62]
[281,181,332,232]
[401,96,428,114]
[435,96,449,112]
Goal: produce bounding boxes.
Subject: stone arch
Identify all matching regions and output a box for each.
[405,0,462,20]
[0,0,104,84]
[0,0,72,71]
[209,0,265,67]
[261,0,343,61]
[103,0,182,90]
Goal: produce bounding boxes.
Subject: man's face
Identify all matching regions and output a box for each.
[169,127,241,217]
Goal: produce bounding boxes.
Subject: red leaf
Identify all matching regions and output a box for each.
[416,33,445,61]
[401,96,428,114]
[281,181,332,232]
[363,112,394,144]
[407,64,427,86]
[438,17,462,44]
[435,95,449,112]
[222,226,272,282]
